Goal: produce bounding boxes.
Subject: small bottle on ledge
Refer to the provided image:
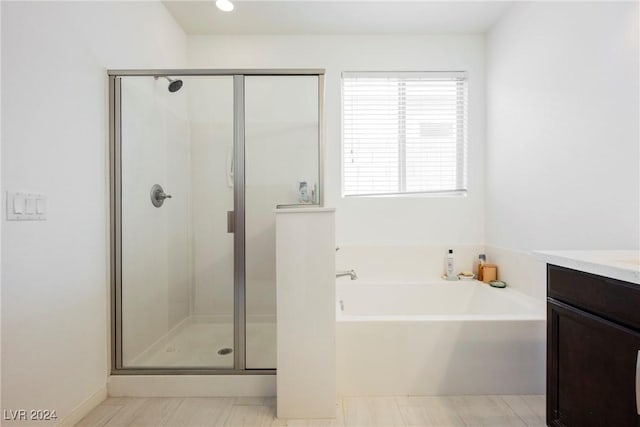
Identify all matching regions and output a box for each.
[477,253,486,281]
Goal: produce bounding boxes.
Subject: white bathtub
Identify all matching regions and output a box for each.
[336,280,546,396]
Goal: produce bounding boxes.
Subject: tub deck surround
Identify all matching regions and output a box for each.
[336,280,546,396]
[275,207,336,419]
[534,250,640,285]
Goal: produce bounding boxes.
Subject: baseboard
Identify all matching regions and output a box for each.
[56,386,107,426]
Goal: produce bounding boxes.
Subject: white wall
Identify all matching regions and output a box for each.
[486,2,639,296]
[1,1,187,423]
[187,35,486,247]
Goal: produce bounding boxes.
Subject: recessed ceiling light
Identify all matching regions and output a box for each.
[216,0,234,12]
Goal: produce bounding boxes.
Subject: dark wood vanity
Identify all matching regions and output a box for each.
[547,264,640,427]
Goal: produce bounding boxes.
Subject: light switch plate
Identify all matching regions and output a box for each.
[6,192,46,221]
[25,198,36,214]
[36,198,46,214]
[13,194,25,214]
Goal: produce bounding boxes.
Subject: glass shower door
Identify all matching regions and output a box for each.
[244,75,320,369]
[118,75,235,369]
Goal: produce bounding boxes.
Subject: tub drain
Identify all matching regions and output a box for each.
[217,348,233,355]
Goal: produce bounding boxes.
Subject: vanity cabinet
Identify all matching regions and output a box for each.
[547,264,640,427]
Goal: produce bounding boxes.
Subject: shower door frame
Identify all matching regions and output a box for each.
[108,69,325,375]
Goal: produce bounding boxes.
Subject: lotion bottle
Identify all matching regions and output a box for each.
[446,249,457,280]
[298,181,310,203]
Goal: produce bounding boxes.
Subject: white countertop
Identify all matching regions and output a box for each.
[533,250,640,285]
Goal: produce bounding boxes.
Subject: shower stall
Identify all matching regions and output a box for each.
[109,70,324,374]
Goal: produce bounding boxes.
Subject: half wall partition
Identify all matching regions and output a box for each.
[109,70,324,374]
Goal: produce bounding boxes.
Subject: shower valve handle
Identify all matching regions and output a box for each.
[150,184,171,207]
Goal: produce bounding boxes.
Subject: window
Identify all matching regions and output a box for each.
[342,72,468,196]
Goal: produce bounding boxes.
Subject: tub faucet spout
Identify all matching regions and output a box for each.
[336,269,358,280]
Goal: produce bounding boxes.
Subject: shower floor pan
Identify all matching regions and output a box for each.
[127,318,276,369]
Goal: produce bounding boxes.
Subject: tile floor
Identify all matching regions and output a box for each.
[77,395,545,426]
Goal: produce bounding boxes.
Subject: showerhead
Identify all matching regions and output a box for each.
[168,78,183,93]
[155,76,183,93]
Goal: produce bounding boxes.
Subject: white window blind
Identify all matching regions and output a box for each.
[342,71,468,196]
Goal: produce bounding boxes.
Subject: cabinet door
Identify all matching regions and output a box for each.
[547,299,640,427]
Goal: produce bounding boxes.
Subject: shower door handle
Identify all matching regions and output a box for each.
[227,211,235,233]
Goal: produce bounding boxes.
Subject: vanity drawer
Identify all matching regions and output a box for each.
[548,264,640,331]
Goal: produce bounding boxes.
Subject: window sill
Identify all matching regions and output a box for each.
[342,190,467,199]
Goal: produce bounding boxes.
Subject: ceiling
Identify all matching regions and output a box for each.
[163,1,513,35]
